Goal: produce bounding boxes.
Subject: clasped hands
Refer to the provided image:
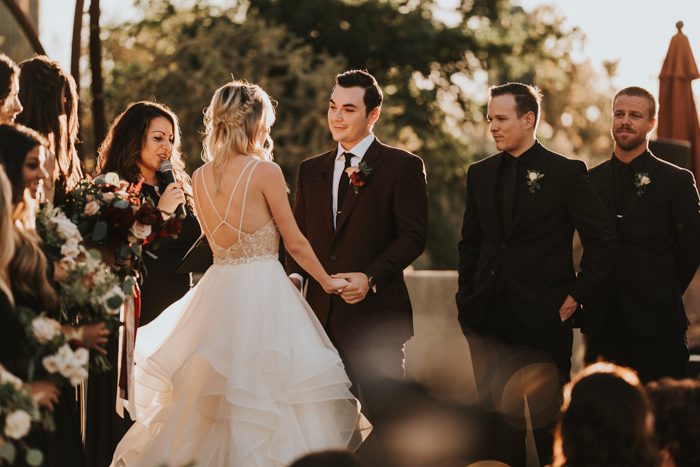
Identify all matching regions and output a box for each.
[329,272,371,304]
[290,273,370,304]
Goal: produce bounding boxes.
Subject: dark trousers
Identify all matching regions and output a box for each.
[467,294,572,467]
[585,333,689,383]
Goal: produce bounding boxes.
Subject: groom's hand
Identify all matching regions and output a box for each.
[333,272,370,304]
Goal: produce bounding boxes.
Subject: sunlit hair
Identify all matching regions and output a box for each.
[0,166,15,302]
[96,101,193,208]
[613,86,657,119]
[0,53,19,107]
[202,80,275,189]
[0,124,48,228]
[490,82,542,125]
[17,55,83,201]
[552,362,660,467]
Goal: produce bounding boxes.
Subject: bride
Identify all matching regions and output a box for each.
[111,81,370,466]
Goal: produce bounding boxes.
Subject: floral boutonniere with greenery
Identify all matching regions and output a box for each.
[634,172,651,196]
[525,169,545,193]
[345,161,373,194]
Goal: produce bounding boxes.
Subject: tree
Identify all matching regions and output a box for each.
[99,2,345,180]
[96,0,616,268]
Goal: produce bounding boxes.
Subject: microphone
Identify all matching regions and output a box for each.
[159,160,187,219]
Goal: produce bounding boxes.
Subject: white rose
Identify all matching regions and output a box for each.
[73,348,89,367]
[0,366,24,390]
[31,317,61,344]
[528,172,538,182]
[129,222,152,240]
[42,355,58,374]
[60,237,81,259]
[101,192,115,203]
[4,410,31,440]
[83,200,100,216]
[59,256,76,271]
[52,216,81,241]
[641,175,651,185]
[104,173,121,186]
[70,367,89,386]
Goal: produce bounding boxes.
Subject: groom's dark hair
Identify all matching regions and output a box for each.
[335,70,383,116]
[490,82,542,123]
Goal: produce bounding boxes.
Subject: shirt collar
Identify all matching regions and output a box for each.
[336,133,375,161]
[504,140,538,164]
[611,149,651,172]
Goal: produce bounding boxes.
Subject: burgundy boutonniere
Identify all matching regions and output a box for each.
[345,161,373,194]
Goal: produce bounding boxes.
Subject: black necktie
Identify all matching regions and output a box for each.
[337,152,354,215]
[614,162,631,214]
[500,155,517,232]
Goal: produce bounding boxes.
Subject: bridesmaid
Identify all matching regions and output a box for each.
[0,123,106,467]
[0,53,22,124]
[89,101,200,467]
[16,55,83,206]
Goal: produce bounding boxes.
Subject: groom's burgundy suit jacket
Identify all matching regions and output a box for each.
[286,138,428,348]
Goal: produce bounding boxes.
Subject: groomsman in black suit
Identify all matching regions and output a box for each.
[585,86,700,382]
[456,83,616,466]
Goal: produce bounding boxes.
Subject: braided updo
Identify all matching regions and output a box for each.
[202,80,275,189]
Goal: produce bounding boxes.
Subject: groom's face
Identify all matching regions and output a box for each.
[328,86,375,149]
[487,94,534,155]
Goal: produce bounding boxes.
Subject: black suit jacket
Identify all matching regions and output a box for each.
[286,138,428,347]
[456,141,616,330]
[584,152,700,336]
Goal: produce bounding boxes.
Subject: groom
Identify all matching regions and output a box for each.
[286,69,428,420]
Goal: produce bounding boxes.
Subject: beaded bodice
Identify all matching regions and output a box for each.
[196,159,279,266]
[210,219,279,265]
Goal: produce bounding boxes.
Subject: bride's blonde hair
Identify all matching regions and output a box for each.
[202,80,275,188]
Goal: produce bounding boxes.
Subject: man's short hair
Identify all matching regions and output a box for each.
[613,86,657,119]
[489,82,542,122]
[335,69,383,116]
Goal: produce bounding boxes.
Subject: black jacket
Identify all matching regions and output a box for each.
[584,151,700,336]
[456,141,616,330]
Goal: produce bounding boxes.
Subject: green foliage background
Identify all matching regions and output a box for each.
[85,0,617,269]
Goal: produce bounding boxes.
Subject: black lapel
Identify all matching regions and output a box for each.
[333,138,385,238]
[621,152,659,224]
[508,144,550,235]
[480,154,504,240]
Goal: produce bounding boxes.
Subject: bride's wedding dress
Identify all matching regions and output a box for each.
[111,159,369,466]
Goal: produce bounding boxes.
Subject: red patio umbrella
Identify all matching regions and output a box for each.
[658,21,700,181]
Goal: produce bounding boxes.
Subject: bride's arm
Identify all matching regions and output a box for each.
[258,162,346,294]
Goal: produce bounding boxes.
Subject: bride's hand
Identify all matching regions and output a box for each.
[323,277,348,294]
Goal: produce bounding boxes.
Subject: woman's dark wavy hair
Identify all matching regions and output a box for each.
[552,362,661,467]
[0,124,57,308]
[0,53,19,105]
[0,123,48,204]
[96,101,193,207]
[16,55,83,197]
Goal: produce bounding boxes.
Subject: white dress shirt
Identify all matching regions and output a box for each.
[332,132,375,227]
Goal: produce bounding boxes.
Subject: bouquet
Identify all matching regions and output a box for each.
[37,204,138,372]
[15,309,89,389]
[0,365,43,466]
[63,173,182,277]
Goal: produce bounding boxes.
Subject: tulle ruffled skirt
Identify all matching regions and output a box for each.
[111,258,369,467]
